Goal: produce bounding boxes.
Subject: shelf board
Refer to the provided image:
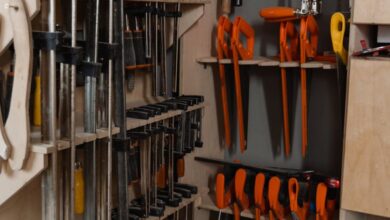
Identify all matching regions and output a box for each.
[197,56,336,69]
[127,103,205,130]
[30,126,120,153]
[29,103,204,153]
[196,56,280,66]
[125,0,210,4]
[301,61,336,69]
[280,61,299,68]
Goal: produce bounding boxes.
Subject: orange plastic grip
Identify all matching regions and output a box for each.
[316,183,328,220]
[217,16,232,58]
[288,178,309,220]
[216,173,226,209]
[232,17,254,60]
[268,176,286,220]
[177,158,185,178]
[254,173,266,220]
[157,165,166,188]
[260,7,296,20]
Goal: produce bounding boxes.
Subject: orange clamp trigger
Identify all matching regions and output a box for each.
[232,16,255,60]
[218,16,233,58]
[316,183,328,220]
[301,15,319,61]
[260,7,296,20]
[288,178,299,213]
[216,173,230,209]
[268,176,285,220]
[254,173,267,220]
[234,169,248,207]
[280,21,299,62]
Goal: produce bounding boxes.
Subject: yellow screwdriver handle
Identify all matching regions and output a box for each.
[33,75,41,126]
[331,12,348,65]
[75,165,85,214]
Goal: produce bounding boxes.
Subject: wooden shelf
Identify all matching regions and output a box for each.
[196,56,280,66]
[30,126,120,153]
[196,56,336,69]
[127,103,205,130]
[125,0,210,4]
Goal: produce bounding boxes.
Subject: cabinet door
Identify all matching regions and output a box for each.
[342,58,390,217]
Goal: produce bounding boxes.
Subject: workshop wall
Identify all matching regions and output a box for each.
[224,0,350,177]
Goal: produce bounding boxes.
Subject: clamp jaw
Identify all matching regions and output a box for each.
[296,0,322,16]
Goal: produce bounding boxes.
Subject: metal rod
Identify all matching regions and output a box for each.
[160,3,167,96]
[42,0,58,218]
[70,0,77,218]
[84,0,100,218]
[107,0,114,218]
[145,2,152,58]
[172,3,181,95]
[113,0,129,219]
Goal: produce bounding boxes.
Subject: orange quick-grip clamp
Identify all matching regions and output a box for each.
[268,176,288,220]
[299,15,319,157]
[231,16,254,153]
[254,173,268,220]
[288,178,310,220]
[260,7,299,157]
[217,16,233,149]
[216,173,232,210]
[316,183,336,220]
[233,169,249,220]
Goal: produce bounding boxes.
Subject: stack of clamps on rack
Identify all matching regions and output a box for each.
[201,157,339,220]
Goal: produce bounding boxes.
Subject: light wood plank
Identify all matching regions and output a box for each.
[341,58,390,217]
[353,0,390,24]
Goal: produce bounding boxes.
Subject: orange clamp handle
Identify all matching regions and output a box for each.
[218,16,233,59]
[233,169,249,220]
[216,173,232,209]
[232,16,255,60]
[288,178,309,220]
[254,173,267,220]
[177,158,185,178]
[316,183,328,220]
[268,176,287,220]
[260,7,297,21]
[300,15,319,62]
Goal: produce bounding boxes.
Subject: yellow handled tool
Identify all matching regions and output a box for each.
[331,12,348,65]
[75,163,85,214]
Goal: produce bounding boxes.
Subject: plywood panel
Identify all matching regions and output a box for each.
[353,0,390,24]
[341,58,390,217]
